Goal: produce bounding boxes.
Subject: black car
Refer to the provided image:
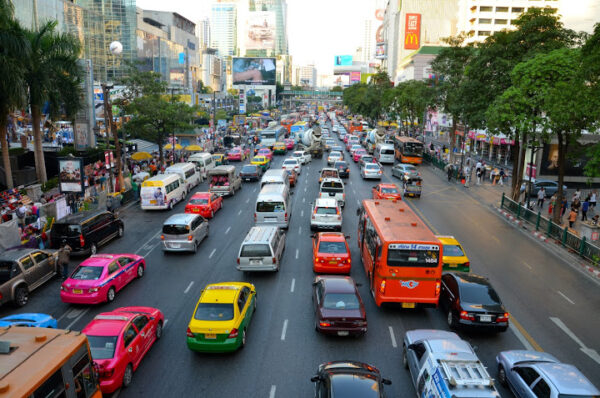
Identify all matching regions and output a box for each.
[50,210,124,255]
[439,272,509,332]
[334,161,350,178]
[239,164,262,182]
[311,361,391,398]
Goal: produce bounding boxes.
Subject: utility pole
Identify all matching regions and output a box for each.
[101,83,124,193]
[171,87,176,165]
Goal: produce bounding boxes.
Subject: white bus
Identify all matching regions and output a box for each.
[259,126,287,148]
[140,174,186,210]
[165,162,201,194]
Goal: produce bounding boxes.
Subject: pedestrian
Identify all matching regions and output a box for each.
[590,190,597,210]
[498,168,505,186]
[561,197,568,218]
[568,208,577,228]
[572,198,581,213]
[58,242,72,279]
[447,164,454,181]
[549,194,557,216]
[15,201,27,227]
[537,187,545,209]
[573,188,581,201]
[582,197,589,221]
[476,168,482,185]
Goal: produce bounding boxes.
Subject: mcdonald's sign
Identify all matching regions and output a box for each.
[404,13,421,50]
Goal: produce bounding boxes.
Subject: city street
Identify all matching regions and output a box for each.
[1,127,598,397]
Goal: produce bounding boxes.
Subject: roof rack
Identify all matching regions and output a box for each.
[440,359,494,387]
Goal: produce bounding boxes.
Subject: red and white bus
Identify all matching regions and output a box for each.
[357,199,442,308]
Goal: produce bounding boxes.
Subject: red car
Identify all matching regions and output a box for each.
[312,232,351,274]
[312,275,367,337]
[353,148,367,162]
[226,147,246,161]
[372,183,402,201]
[284,138,295,150]
[257,148,273,160]
[185,192,222,218]
[83,307,164,394]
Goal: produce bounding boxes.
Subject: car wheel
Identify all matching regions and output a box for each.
[118,226,124,238]
[168,200,173,210]
[447,310,455,329]
[220,201,223,209]
[155,321,163,340]
[210,210,214,218]
[90,243,98,256]
[240,329,247,349]
[14,286,29,307]
[253,295,257,312]
[403,345,409,369]
[137,265,144,278]
[107,287,116,303]
[231,187,235,195]
[122,364,133,388]
[498,364,507,386]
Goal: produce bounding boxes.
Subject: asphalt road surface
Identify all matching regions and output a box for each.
[2,125,598,397]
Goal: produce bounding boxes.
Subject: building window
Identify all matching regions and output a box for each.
[495,19,508,24]
[479,18,492,24]
[512,7,524,12]
[478,31,491,37]
[480,6,493,12]
[496,6,509,12]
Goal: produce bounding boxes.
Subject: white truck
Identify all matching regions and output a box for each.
[299,127,323,159]
[366,128,385,154]
[403,329,500,398]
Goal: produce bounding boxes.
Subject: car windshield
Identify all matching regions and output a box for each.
[189,198,208,205]
[381,187,398,194]
[71,266,103,280]
[381,148,394,155]
[316,207,337,215]
[162,224,189,235]
[194,303,234,321]
[52,224,81,237]
[256,201,285,212]
[87,335,117,359]
[318,241,347,254]
[240,244,272,257]
[322,293,360,310]
[444,245,464,256]
[241,165,257,172]
[460,284,501,306]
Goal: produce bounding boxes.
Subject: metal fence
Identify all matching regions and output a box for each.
[500,193,600,265]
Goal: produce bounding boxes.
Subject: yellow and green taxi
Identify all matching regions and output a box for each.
[272,141,287,155]
[187,282,257,353]
[212,153,227,166]
[437,235,470,272]
[251,155,270,171]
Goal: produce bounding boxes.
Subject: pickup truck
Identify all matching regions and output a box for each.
[208,165,242,197]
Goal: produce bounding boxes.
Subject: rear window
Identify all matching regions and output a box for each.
[321,182,344,192]
[162,224,190,235]
[71,266,103,280]
[241,165,258,172]
[194,303,234,321]
[323,293,360,310]
[381,187,398,194]
[318,241,347,254]
[387,247,439,267]
[189,198,208,205]
[240,244,272,257]
[335,162,348,168]
[381,148,394,155]
[460,284,501,306]
[283,160,298,165]
[444,245,464,257]
[366,164,380,170]
[316,206,337,215]
[256,201,285,212]
[52,223,81,237]
[87,335,117,360]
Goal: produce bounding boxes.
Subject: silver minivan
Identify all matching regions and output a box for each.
[260,169,290,190]
[161,213,209,253]
[310,198,342,231]
[237,226,286,272]
[255,184,292,229]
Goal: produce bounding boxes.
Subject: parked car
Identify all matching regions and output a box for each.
[311,361,391,397]
[530,179,567,197]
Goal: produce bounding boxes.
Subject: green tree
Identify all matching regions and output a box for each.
[0,0,28,188]
[331,86,343,92]
[22,20,83,183]
[385,80,434,136]
[582,23,600,179]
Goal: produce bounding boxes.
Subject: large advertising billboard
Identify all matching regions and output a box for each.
[334,55,353,66]
[350,71,361,84]
[375,43,386,59]
[404,13,421,50]
[58,158,84,193]
[232,58,276,86]
[246,11,276,50]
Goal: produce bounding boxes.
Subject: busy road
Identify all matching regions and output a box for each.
[1,120,599,397]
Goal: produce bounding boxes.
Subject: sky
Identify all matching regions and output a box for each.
[136,0,380,75]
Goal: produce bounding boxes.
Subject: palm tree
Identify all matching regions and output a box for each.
[0,0,28,189]
[22,20,82,184]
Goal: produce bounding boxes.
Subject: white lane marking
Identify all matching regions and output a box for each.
[509,323,535,351]
[135,230,162,254]
[550,317,600,365]
[57,308,73,322]
[304,187,307,192]
[356,199,360,206]
[66,308,83,319]
[253,188,257,192]
[349,180,352,185]
[65,308,90,330]
[238,209,242,215]
[302,198,305,203]
[295,249,299,259]
[209,248,216,258]
[388,326,397,348]
[269,385,276,398]
[301,210,304,217]
[523,261,533,270]
[225,226,231,234]
[246,198,250,203]
[290,278,295,292]
[557,291,575,305]
[298,226,302,234]
[184,281,194,294]
[163,319,169,328]
[280,319,288,340]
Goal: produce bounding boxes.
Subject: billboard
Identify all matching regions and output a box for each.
[334,55,353,66]
[350,72,361,83]
[232,57,276,86]
[404,13,421,50]
[246,11,276,50]
[58,158,84,193]
[375,43,386,59]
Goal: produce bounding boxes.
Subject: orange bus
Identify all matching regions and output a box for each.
[357,199,442,308]
[347,120,363,133]
[0,327,101,398]
[393,136,424,164]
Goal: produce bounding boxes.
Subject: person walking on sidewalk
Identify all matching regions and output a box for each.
[581,197,590,221]
[568,208,577,228]
[537,187,545,209]
[590,190,597,211]
[549,193,557,216]
[499,168,505,186]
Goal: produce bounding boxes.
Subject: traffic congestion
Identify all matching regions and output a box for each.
[1,109,599,398]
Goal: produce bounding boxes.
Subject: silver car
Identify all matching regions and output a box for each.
[392,163,420,180]
[162,213,209,253]
[310,198,342,231]
[361,163,382,180]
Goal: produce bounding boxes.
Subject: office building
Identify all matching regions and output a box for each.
[362,19,373,62]
[197,18,212,50]
[298,64,317,87]
[211,2,237,56]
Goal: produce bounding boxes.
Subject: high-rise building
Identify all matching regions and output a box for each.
[298,64,317,87]
[211,3,237,57]
[196,18,211,50]
[248,0,288,56]
[362,19,373,62]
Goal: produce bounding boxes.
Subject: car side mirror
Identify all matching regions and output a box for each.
[310,376,321,383]
[407,343,417,351]
[356,208,360,216]
[382,378,392,385]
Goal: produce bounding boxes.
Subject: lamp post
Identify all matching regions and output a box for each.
[212,91,220,149]
[170,87,176,165]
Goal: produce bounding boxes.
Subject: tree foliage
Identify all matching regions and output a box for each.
[385,80,434,135]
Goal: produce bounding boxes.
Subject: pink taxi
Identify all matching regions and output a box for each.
[284,138,295,150]
[226,147,246,161]
[60,254,145,304]
[353,148,367,162]
[83,306,164,394]
[257,148,273,160]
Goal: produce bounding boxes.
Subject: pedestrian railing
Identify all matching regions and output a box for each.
[501,193,600,265]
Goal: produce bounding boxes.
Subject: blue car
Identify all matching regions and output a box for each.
[496,350,600,398]
[0,313,57,328]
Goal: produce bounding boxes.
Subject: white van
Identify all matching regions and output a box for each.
[237,226,286,272]
[165,162,201,194]
[255,184,292,229]
[188,152,215,180]
[375,143,395,164]
[260,169,290,190]
[140,174,186,210]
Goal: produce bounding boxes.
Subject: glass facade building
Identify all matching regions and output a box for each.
[136,30,187,89]
[211,3,237,57]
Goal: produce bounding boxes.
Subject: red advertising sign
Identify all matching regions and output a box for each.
[404,13,421,50]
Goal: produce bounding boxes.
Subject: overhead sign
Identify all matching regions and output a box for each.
[246,11,276,50]
[404,13,421,50]
[334,55,353,66]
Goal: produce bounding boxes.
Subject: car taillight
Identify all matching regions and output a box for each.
[186,327,194,338]
[319,321,332,327]
[460,311,475,321]
[284,212,288,221]
[228,328,239,338]
[435,281,441,296]
[100,368,115,378]
[188,235,193,241]
[379,280,386,294]
[345,258,351,263]
[60,286,65,291]
[378,170,382,174]
[497,312,510,322]
[254,213,257,221]
[164,194,168,202]
[79,234,85,247]
[463,262,470,269]
[160,235,165,240]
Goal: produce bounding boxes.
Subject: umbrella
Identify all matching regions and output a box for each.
[164,143,183,150]
[184,145,203,151]
[131,151,152,161]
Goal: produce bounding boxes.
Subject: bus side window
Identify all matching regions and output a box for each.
[72,351,97,398]
[376,246,383,262]
[32,368,66,398]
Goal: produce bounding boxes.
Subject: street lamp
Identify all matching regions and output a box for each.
[170,87,177,165]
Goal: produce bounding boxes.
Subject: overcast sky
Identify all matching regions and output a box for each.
[136,0,380,75]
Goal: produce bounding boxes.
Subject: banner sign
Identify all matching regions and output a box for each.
[404,13,421,50]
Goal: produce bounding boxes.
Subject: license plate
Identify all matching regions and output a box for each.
[402,302,416,309]
[250,260,261,265]
[337,331,349,336]
[245,178,251,181]
[170,244,181,249]
[204,333,216,339]
[329,261,337,264]
[480,315,492,322]
[73,289,83,294]
[449,263,457,268]
[150,200,157,204]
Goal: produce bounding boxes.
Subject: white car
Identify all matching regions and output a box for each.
[282,158,302,174]
[361,163,382,180]
[319,177,345,207]
[293,150,311,165]
[327,151,343,165]
[310,198,342,231]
